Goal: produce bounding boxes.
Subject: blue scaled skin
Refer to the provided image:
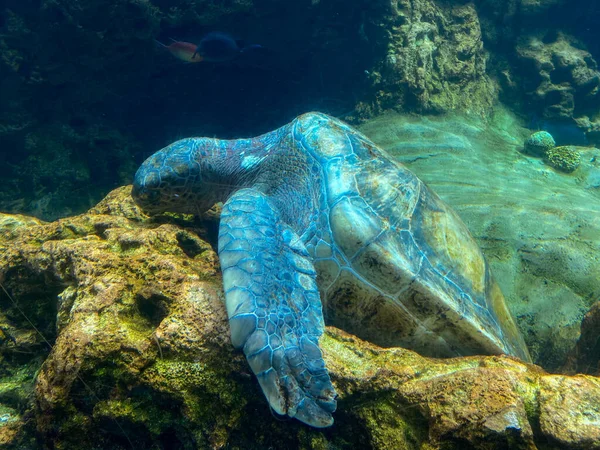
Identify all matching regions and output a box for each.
[132,112,531,428]
[220,189,336,426]
[132,115,337,427]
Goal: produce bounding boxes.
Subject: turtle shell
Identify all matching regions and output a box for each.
[295,113,530,361]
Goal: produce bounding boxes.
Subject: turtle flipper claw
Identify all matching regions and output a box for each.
[219,189,337,427]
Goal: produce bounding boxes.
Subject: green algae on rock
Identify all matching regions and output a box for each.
[524,130,556,156]
[350,1,498,121]
[0,186,599,448]
[544,145,582,173]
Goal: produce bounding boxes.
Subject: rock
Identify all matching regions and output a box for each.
[564,301,600,375]
[516,31,600,119]
[1,185,600,448]
[351,1,497,120]
[519,0,566,16]
[544,145,581,172]
[524,130,556,156]
[539,376,600,449]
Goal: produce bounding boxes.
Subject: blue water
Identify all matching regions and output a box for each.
[530,117,589,146]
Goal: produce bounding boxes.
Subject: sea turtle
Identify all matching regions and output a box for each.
[132,112,531,428]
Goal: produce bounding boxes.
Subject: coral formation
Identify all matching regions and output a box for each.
[544,145,581,173]
[524,130,555,156]
[523,131,583,173]
[0,187,599,448]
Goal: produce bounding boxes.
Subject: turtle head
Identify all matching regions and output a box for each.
[132,138,224,215]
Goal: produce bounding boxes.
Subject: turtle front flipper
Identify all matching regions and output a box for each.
[219,188,337,427]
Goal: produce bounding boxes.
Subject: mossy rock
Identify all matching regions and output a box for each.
[524,131,555,156]
[1,187,600,449]
[544,145,581,173]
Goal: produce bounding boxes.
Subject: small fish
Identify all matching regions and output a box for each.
[154,39,203,63]
[156,32,264,64]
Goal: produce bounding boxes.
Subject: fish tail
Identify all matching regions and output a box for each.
[240,44,264,53]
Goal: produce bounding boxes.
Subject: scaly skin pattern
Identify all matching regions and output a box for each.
[132,112,530,427]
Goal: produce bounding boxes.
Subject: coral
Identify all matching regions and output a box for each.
[544,145,581,173]
[524,130,555,156]
[0,187,599,448]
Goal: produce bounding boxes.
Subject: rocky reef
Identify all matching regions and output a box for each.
[351,1,497,120]
[516,31,600,122]
[0,186,599,449]
[2,0,600,219]
[1,1,600,447]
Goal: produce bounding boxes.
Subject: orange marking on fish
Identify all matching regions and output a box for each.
[155,39,203,63]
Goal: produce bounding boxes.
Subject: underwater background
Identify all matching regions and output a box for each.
[1,0,600,448]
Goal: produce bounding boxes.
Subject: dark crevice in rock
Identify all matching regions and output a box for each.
[135,288,171,327]
[175,230,208,259]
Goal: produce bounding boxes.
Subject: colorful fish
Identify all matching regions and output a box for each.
[155,32,264,64]
[154,39,203,63]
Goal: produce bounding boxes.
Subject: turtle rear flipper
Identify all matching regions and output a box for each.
[219,188,337,427]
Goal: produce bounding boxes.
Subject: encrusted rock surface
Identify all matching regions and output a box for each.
[544,145,581,173]
[524,130,556,157]
[516,31,600,119]
[1,186,599,449]
[564,301,600,376]
[354,1,497,120]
